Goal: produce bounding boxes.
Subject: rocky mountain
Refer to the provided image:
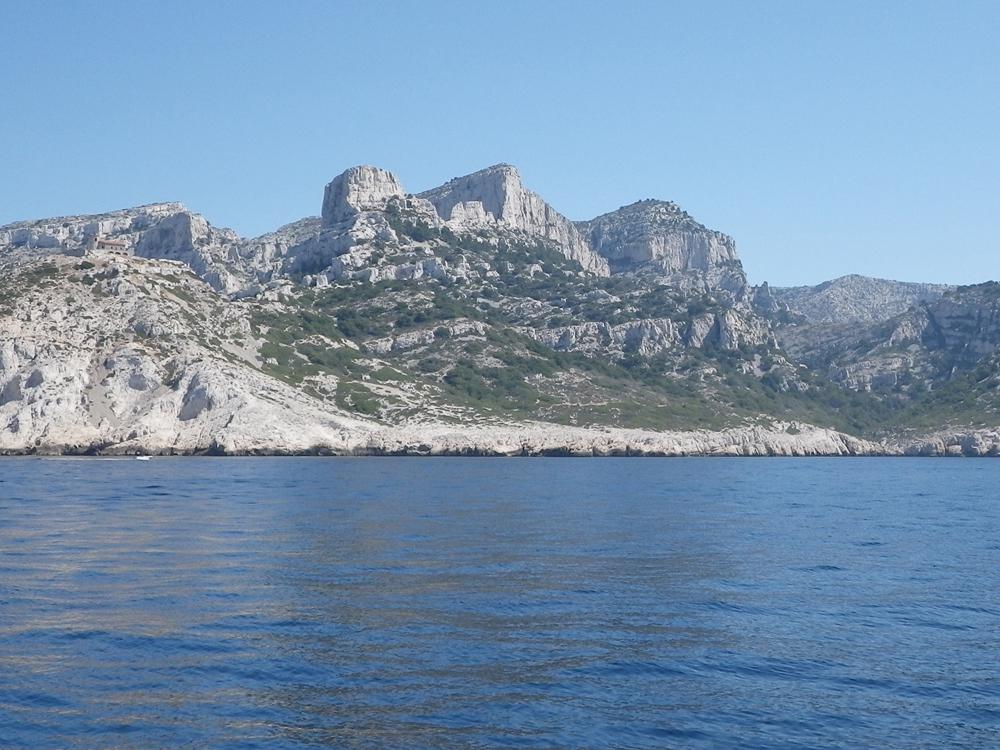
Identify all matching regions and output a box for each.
[1,163,998,455]
[777,282,1000,395]
[579,199,746,295]
[773,274,953,324]
[419,164,609,276]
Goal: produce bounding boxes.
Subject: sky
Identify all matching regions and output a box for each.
[1,1,997,287]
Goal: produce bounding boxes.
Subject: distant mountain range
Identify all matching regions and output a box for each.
[1,164,997,455]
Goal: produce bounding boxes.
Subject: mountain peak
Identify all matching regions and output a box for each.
[474,162,520,177]
[321,166,404,226]
[773,275,955,324]
[418,164,524,214]
[579,199,738,280]
[417,165,608,275]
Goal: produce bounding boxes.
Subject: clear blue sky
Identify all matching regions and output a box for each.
[2,1,997,286]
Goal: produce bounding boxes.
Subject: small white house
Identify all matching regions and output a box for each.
[86,235,129,256]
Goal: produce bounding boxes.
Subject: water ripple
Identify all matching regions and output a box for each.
[1,457,998,748]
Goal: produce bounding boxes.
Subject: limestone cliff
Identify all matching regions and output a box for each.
[418,164,610,276]
[322,165,406,224]
[777,283,1000,396]
[580,200,742,284]
[0,202,257,295]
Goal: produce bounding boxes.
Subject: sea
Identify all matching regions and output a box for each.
[1,457,998,749]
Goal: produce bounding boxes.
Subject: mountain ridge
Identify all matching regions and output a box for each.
[2,163,998,456]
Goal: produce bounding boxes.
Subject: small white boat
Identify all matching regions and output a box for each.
[135,456,152,461]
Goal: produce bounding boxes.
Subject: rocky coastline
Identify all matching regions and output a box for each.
[2,421,998,457]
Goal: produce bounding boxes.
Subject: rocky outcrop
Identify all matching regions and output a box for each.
[419,164,610,275]
[0,202,184,254]
[232,217,323,292]
[773,275,953,325]
[321,166,405,225]
[530,318,682,357]
[367,321,489,355]
[0,253,366,455]
[581,199,739,276]
[282,166,409,281]
[351,421,882,457]
[0,251,888,457]
[777,283,1000,392]
[528,308,773,358]
[0,202,258,295]
[896,429,1000,457]
[919,284,1000,366]
[135,211,249,293]
[282,163,619,284]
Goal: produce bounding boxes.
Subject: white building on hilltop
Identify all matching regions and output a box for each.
[86,235,130,256]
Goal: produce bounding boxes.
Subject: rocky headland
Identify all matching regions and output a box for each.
[2,164,998,456]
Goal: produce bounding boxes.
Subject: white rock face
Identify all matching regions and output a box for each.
[0,250,886,457]
[0,163,759,299]
[419,164,610,276]
[360,421,882,457]
[897,429,1000,457]
[367,321,489,355]
[581,200,739,276]
[530,319,682,357]
[293,166,445,284]
[529,308,773,358]
[445,200,493,229]
[135,211,247,293]
[0,213,994,456]
[0,253,370,455]
[0,202,260,295]
[0,253,882,457]
[238,216,321,284]
[773,275,954,325]
[713,309,776,350]
[322,166,405,226]
[0,202,184,254]
[776,282,1000,394]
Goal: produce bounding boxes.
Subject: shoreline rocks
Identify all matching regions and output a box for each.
[0,419,973,457]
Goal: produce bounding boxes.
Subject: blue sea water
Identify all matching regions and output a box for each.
[1,457,998,749]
